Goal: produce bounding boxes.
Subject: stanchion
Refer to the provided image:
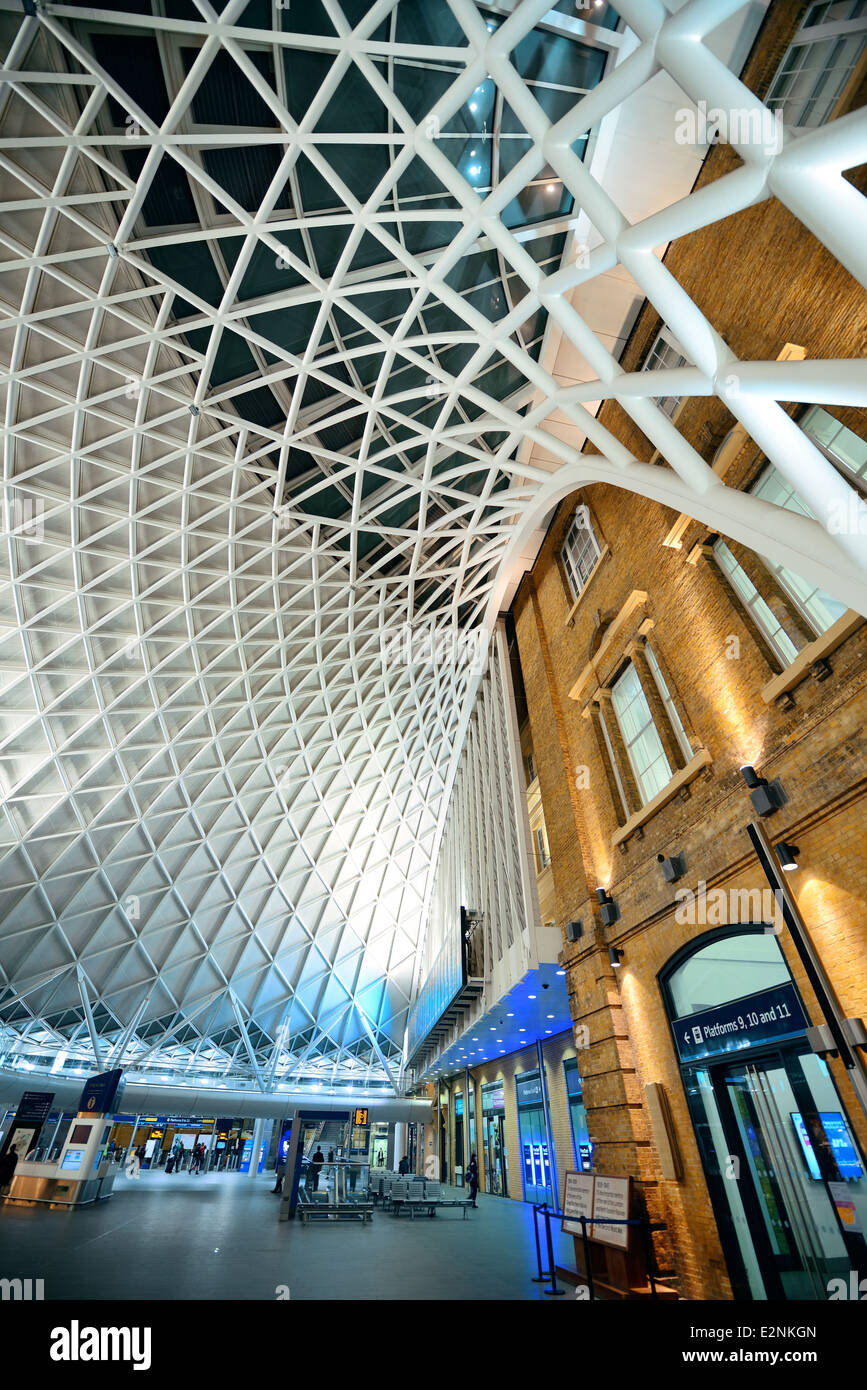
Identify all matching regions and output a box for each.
[531,1202,550,1283]
[542,1206,565,1296]
[579,1215,595,1301]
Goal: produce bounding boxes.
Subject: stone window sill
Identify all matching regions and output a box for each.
[610,749,712,849]
[564,544,611,628]
[760,610,864,704]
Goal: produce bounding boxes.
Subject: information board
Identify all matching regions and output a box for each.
[592,1175,631,1249]
[561,1171,595,1235]
[560,1171,632,1249]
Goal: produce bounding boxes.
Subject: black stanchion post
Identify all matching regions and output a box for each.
[543,1206,565,1296]
[531,1202,548,1283]
[642,1221,659,1301]
[579,1215,594,1301]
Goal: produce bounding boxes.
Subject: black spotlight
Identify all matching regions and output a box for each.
[608,946,624,969]
[775,842,800,872]
[739,765,786,817]
[596,888,619,927]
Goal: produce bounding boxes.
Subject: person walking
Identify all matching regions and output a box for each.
[310,1145,324,1191]
[398,1153,409,1175]
[467,1152,479,1208]
[125,1147,141,1181]
[271,1159,286,1194]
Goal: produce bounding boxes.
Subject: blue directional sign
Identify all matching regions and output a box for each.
[672,983,807,1062]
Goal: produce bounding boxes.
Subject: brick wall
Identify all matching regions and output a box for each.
[506,2,867,1301]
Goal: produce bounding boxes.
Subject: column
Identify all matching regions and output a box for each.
[393,1121,407,1172]
[248,1116,265,1177]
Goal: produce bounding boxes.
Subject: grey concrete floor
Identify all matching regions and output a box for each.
[0,1171,577,1301]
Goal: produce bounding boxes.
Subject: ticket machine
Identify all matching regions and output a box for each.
[8,1069,122,1209]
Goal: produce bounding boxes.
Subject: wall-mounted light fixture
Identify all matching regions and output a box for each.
[775,841,800,872]
[565,920,583,942]
[596,888,620,927]
[608,946,623,969]
[657,852,686,884]
[739,765,786,817]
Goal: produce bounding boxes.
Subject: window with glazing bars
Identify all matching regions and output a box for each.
[610,663,672,805]
[642,327,690,419]
[765,2,867,129]
[561,505,602,600]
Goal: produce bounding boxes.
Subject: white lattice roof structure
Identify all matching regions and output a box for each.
[0,0,864,1093]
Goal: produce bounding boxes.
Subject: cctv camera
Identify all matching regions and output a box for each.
[542,982,549,990]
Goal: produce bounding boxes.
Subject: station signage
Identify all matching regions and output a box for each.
[672,982,807,1063]
[516,1074,543,1106]
[78,1068,124,1116]
[353,1108,369,1126]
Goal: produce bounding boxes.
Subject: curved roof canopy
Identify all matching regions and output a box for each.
[0,0,864,1093]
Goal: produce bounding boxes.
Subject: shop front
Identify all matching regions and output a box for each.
[515,1070,553,1206]
[663,928,867,1300]
[481,1081,507,1196]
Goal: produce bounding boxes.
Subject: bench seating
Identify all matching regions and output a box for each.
[297,1187,373,1223]
[389,1183,474,1220]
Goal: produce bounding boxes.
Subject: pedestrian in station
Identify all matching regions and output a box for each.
[467,1152,479,1208]
[310,1145,325,1190]
[398,1153,409,1175]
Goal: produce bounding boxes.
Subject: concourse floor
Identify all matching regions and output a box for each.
[0,1171,576,1301]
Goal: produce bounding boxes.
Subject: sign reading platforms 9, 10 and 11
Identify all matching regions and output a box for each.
[671,982,807,1064]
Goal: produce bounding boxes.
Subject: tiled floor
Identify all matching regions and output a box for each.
[0,1172,577,1301]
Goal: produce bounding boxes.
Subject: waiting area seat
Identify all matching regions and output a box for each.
[297,1185,373,1223]
[388,1178,474,1220]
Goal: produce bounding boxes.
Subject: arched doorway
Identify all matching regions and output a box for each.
[660,928,867,1300]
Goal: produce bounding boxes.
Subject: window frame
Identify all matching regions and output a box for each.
[560,503,603,602]
[610,660,673,806]
[765,2,867,131]
[641,325,691,420]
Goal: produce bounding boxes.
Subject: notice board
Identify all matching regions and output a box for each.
[561,1171,632,1249]
[561,1171,595,1235]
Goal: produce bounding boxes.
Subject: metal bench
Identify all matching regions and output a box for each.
[297,1187,373,1223]
[390,1181,474,1220]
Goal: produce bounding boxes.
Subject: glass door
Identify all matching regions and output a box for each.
[688,1044,867,1299]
